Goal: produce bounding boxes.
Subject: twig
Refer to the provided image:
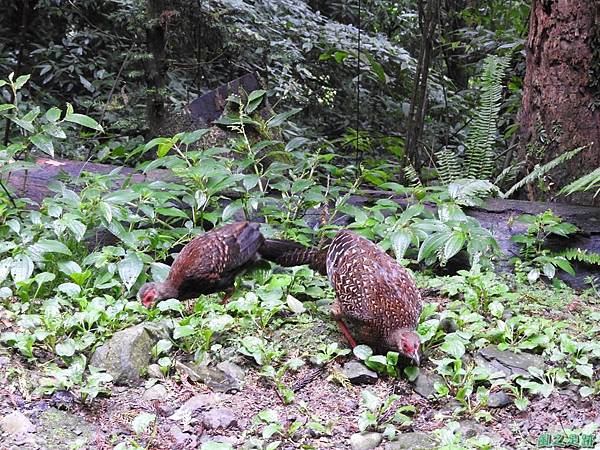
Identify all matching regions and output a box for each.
[0,179,16,208]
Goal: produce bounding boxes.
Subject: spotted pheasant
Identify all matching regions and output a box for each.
[266,230,422,364]
[137,221,264,307]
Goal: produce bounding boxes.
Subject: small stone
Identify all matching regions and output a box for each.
[440,317,458,333]
[0,356,10,367]
[169,424,194,446]
[478,346,546,376]
[350,432,383,450]
[487,391,511,408]
[202,408,236,429]
[175,361,241,392]
[143,384,168,401]
[169,393,214,421]
[411,370,443,398]
[216,361,245,385]
[147,364,164,379]
[1,411,34,435]
[384,431,438,449]
[90,322,170,385]
[341,361,378,385]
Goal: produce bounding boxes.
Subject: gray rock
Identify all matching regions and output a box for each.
[411,370,444,398]
[143,383,168,401]
[202,408,236,429]
[478,346,546,376]
[487,391,511,408]
[36,408,95,448]
[169,424,195,446]
[473,355,511,377]
[1,411,34,435]
[350,432,383,450]
[91,322,170,385]
[216,361,245,385]
[440,317,458,333]
[147,363,164,379]
[169,393,214,421]
[0,356,9,367]
[342,361,378,385]
[175,361,241,392]
[385,432,438,449]
[458,419,502,443]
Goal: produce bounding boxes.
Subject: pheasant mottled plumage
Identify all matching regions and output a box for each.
[264,230,422,363]
[326,230,422,363]
[137,222,264,307]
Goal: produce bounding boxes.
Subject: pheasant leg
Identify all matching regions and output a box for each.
[336,319,357,349]
[220,288,235,305]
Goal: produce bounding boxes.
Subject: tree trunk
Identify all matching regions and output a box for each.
[518,0,600,205]
[145,0,168,137]
[405,0,440,171]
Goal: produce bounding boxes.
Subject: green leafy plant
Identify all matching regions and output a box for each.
[510,210,577,282]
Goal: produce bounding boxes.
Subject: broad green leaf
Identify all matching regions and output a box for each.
[361,390,381,412]
[45,107,61,122]
[10,117,35,133]
[553,257,575,276]
[0,104,15,112]
[443,233,465,261]
[418,231,451,262]
[285,137,309,152]
[151,262,170,282]
[157,298,183,312]
[266,108,302,128]
[56,339,77,357]
[353,345,373,361]
[42,123,66,139]
[576,364,593,379]
[286,294,306,314]
[14,74,31,90]
[173,325,195,339]
[527,268,540,283]
[440,337,465,359]
[35,272,55,285]
[63,217,86,241]
[117,252,143,291]
[57,282,81,297]
[11,254,34,282]
[391,230,412,260]
[29,239,71,257]
[64,108,103,132]
[488,300,504,319]
[542,262,556,279]
[181,128,210,145]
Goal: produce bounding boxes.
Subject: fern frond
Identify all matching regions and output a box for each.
[465,55,510,180]
[403,161,422,187]
[559,166,600,198]
[502,145,588,198]
[434,148,462,185]
[447,179,500,206]
[555,248,600,266]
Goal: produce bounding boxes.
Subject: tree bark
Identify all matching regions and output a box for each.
[145,0,168,137]
[518,0,600,205]
[405,0,440,171]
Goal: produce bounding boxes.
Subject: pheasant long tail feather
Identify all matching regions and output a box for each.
[259,239,327,275]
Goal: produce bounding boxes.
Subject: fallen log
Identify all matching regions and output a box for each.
[4,157,600,289]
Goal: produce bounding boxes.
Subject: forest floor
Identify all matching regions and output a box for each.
[1,281,600,450]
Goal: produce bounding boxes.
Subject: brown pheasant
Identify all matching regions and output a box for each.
[327,230,422,364]
[267,230,422,364]
[137,222,264,307]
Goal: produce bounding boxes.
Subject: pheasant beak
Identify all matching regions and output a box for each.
[411,352,420,367]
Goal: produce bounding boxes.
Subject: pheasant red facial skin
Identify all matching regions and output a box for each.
[136,222,264,307]
[326,230,423,364]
